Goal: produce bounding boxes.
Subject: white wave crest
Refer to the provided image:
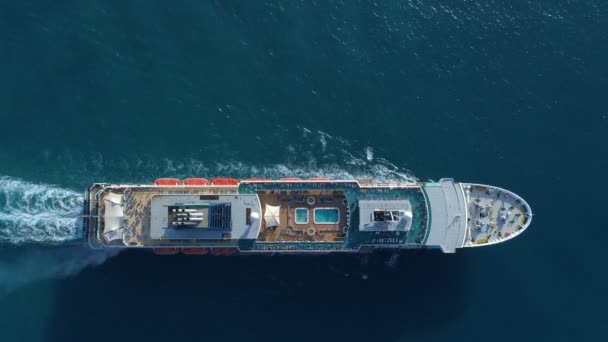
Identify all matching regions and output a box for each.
[139,127,418,183]
[33,126,418,186]
[365,147,374,161]
[166,158,416,184]
[0,176,83,244]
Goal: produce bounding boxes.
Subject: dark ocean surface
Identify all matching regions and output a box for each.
[1,1,607,341]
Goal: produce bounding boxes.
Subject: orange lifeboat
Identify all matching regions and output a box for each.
[181,248,209,255]
[279,177,301,181]
[308,177,329,181]
[155,178,181,186]
[153,248,179,255]
[244,177,271,181]
[211,178,240,185]
[209,248,239,256]
[183,178,209,186]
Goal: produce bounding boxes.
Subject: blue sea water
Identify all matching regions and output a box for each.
[1,0,607,341]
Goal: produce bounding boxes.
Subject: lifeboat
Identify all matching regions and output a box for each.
[155,178,181,186]
[244,177,271,181]
[209,248,239,256]
[211,178,240,185]
[152,248,179,255]
[181,248,209,255]
[279,177,301,181]
[183,178,209,186]
[307,177,329,181]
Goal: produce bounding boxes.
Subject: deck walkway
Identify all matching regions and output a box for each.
[256,190,347,243]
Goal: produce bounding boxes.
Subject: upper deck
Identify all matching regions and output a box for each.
[85,179,431,252]
[83,178,531,253]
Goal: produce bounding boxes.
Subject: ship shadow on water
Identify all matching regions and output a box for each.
[47,250,469,342]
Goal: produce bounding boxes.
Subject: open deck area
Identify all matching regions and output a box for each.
[463,183,532,247]
[256,190,348,243]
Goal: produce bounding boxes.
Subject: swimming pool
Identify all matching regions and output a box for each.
[314,208,340,224]
[295,208,309,224]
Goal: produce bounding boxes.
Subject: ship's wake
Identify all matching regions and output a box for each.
[37,127,418,186]
[0,175,119,297]
[0,176,83,244]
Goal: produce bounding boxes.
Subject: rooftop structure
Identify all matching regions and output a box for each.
[358,200,413,232]
[149,194,261,240]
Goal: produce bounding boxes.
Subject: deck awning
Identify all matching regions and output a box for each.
[264,204,281,227]
[105,192,123,205]
[103,192,125,241]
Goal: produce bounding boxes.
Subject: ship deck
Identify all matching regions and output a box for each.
[90,185,352,248]
[84,179,529,253]
[256,190,348,243]
[86,180,432,251]
[463,183,532,247]
[93,186,242,247]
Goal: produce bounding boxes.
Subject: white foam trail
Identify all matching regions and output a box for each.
[365,147,374,162]
[318,130,329,153]
[125,127,417,183]
[0,176,83,244]
[35,126,417,186]
[156,127,418,182]
[0,246,120,297]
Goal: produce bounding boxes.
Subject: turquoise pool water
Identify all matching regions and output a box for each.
[295,208,308,224]
[314,208,340,224]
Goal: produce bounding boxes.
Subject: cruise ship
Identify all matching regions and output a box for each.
[83,178,532,254]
